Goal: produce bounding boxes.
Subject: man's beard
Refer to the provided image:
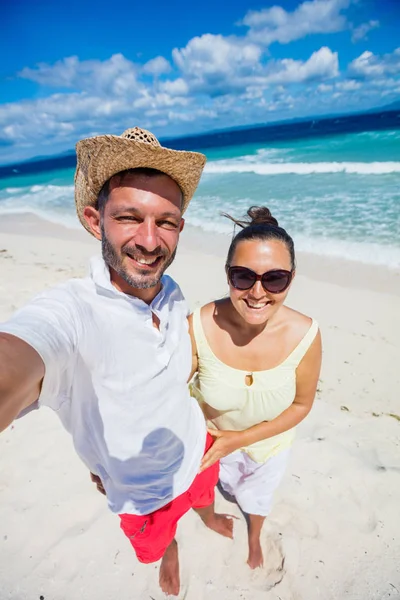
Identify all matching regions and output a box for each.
[101,224,176,289]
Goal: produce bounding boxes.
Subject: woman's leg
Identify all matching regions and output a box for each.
[234,449,291,568]
[247,514,266,568]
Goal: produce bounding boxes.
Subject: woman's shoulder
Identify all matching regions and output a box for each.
[199,298,230,320]
[278,308,320,364]
[280,306,317,338]
[188,301,216,328]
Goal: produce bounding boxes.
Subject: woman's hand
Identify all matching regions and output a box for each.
[200,428,245,471]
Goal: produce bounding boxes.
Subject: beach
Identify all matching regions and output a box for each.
[0,214,399,600]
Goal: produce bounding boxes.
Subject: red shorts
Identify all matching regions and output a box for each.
[119,433,218,563]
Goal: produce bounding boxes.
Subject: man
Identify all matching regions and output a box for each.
[0,127,233,596]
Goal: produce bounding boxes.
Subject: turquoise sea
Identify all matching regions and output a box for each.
[0,114,399,268]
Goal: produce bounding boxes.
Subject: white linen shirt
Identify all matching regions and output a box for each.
[0,256,206,515]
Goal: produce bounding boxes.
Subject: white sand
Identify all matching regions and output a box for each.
[0,215,399,600]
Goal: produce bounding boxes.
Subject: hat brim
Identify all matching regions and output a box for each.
[74,134,206,234]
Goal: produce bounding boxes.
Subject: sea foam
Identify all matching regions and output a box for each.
[205,161,400,175]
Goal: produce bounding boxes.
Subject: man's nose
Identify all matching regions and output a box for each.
[134,220,161,253]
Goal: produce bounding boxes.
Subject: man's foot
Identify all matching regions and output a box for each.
[247,538,264,569]
[159,539,180,596]
[201,512,234,538]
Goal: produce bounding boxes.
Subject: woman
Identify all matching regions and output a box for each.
[189,206,322,569]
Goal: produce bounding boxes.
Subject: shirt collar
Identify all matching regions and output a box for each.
[89,255,169,312]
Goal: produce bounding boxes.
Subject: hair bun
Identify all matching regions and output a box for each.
[221,205,279,229]
[247,206,279,227]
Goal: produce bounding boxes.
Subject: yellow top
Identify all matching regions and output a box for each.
[191,308,319,463]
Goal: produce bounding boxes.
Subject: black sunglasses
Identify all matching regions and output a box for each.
[227,266,293,294]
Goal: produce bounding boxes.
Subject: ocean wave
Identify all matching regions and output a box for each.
[0,183,76,226]
[294,234,400,269]
[0,183,74,204]
[0,206,80,228]
[204,161,400,175]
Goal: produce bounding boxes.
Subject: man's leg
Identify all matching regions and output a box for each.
[190,433,235,538]
[193,503,234,538]
[120,510,182,596]
[193,449,245,538]
[159,539,180,596]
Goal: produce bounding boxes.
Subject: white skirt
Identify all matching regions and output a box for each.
[219,448,290,516]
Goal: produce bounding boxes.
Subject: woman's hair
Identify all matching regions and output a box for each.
[223,206,296,270]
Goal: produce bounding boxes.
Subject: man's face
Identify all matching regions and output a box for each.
[98,173,184,299]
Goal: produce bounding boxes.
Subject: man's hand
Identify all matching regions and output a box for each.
[200,428,245,472]
[90,472,106,495]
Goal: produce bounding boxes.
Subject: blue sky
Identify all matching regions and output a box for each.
[1,0,399,164]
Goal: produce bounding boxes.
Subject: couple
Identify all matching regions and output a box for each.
[0,127,321,597]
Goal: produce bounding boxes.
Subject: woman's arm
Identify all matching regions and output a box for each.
[200,330,322,470]
[187,313,199,382]
[240,329,322,444]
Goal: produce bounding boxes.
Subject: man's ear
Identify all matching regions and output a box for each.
[83,206,102,240]
[179,218,185,233]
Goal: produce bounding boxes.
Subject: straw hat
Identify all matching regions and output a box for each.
[74,126,207,234]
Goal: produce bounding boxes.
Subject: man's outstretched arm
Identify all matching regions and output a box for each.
[0,333,44,432]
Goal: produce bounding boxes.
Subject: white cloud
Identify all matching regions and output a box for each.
[0,93,132,144]
[172,34,338,96]
[351,20,379,43]
[349,48,400,79]
[19,56,81,88]
[335,79,361,91]
[368,77,400,89]
[160,78,189,96]
[349,51,384,77]
[173,34,262,94]
[19,54,141,97]
[243,0,350,46]
[142,56,171,76]
[318,83,333,92]
[133,91,189,110]
[264,47,339,85]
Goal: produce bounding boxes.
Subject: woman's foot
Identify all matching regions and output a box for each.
[159,539,180,596]
[247,514,266,569]
[247,537,264,569]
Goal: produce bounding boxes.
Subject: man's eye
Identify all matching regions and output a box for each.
[117,216,140,222]
[159,221,178,229]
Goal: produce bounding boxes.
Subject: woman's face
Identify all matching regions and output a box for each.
[228,238,294,326]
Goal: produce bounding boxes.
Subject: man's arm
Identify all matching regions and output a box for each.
[0,333,44,432]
